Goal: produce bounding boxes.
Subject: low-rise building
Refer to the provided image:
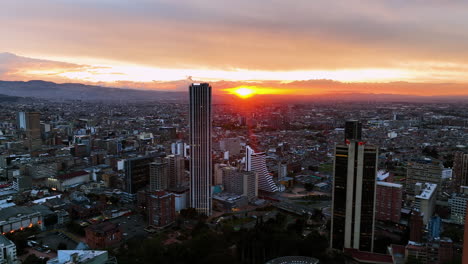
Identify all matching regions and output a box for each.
[47,171,90,192]
[0,206,44,233]
[47,250,110,264]
[85,222,122,249]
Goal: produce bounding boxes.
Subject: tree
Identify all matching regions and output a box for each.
[57,242,67,250]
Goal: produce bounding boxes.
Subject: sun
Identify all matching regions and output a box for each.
[233,87,255,98]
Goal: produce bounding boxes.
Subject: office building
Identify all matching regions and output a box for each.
[147,191,176,228]
[149,160,168,191]
[330,120,377,252]
[165,155,186,188]
[414,182,437,225]
[375,182,402,223]
[189,83,212,216]
[222,167,258,201]
[124,156,154,194]
[0,235,17,264]
[453,151,468,191]
[246,146,278,193]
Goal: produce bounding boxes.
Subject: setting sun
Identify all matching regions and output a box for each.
[233,87,256,98]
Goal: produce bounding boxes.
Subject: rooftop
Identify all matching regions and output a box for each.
[415,182,437,200]
[56,171,89,181]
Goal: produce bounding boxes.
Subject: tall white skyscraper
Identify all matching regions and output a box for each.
[245,146,278,193]
[189,83,212,216]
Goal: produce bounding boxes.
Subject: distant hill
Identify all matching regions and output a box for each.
[0,80,187,102]
[0,80,466,103]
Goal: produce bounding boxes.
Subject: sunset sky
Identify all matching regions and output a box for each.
[1,0,468,96]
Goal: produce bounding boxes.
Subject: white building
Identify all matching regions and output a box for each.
[0,235,17,264]
[448,190,468,225]
[414,182,437,225]
[245,146,278,193]
[47,250,109,264]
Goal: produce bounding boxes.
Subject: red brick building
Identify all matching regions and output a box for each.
[85,222,122,249]
[375,182,402,223]
[410,211,424,243]
[147,191,175,228]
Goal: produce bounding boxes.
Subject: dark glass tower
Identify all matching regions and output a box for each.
[331,121,377,252]
[189,83,212,216]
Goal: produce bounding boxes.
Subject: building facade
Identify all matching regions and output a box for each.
[147,191,176,228]
[189,83,212,216]
[149,161,168,191]
[165,155,185,188]
[124,156,154,194]
[453,151,468,191]
[375,182,402,223]
[85,222,122,249]
[222,167,258,201]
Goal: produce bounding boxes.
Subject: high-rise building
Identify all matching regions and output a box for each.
[189,83,212,216]
[222,167,258,201]
[330,121,377,252]
[409,210,424,243]
[245,146,278,193]
[375,182,402,223]
[149,160,168,191]
[17,111,41,149]
[406,161,444,197]
[165,155,186,188]
[124,156,154,194]
[453,151,468,190]
[344,120,362,142]
[414,182,437,225]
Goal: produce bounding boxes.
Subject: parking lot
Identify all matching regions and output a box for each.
[109,213,148,240]
[36,231,79,250]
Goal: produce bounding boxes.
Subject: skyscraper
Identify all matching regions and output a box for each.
[330,121,378,252]
[189,83,212,216]
[245,145,278,193]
